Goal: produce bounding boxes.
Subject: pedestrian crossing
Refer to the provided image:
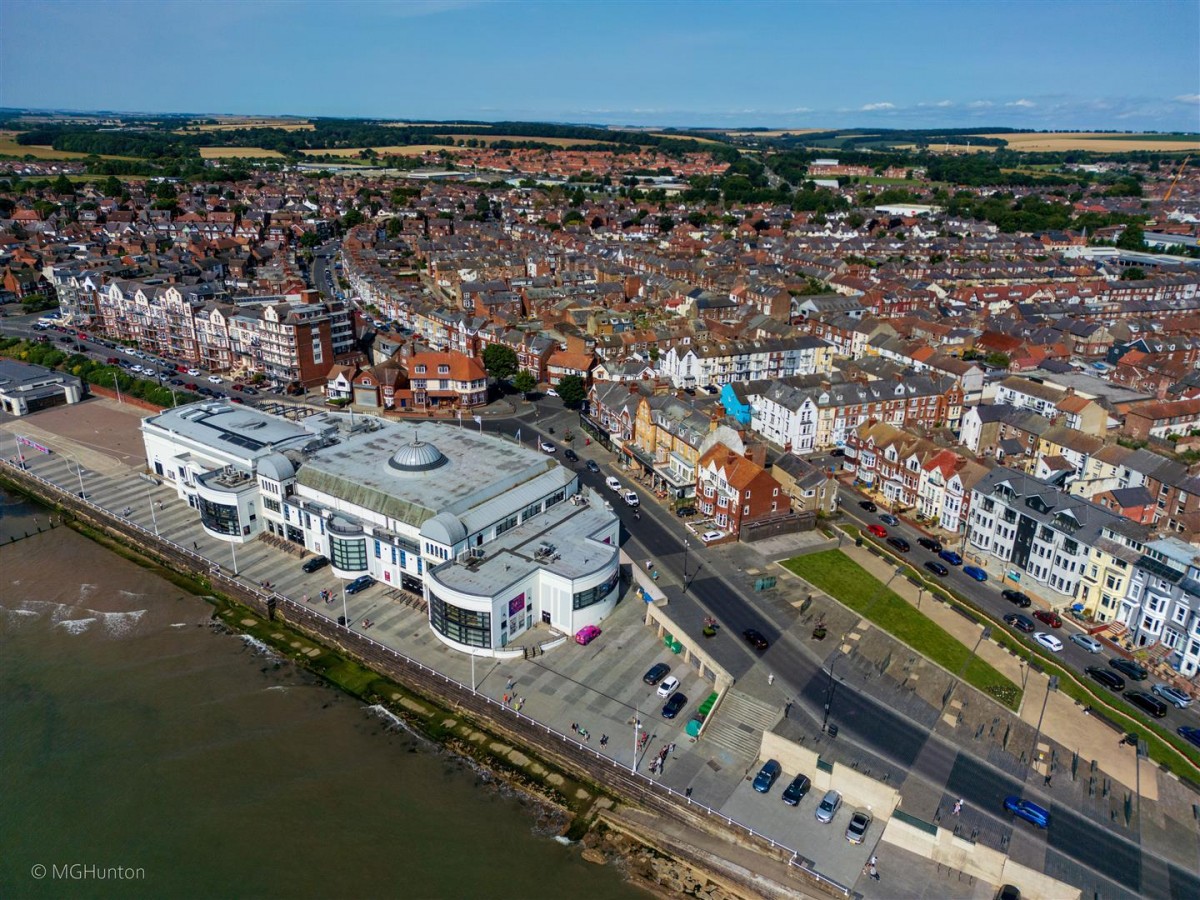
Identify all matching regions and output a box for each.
[701,689,783,760]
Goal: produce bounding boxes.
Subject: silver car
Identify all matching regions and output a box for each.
[815,789,841,824]
[1151,683,1193,709]
[1069,632,1102,654]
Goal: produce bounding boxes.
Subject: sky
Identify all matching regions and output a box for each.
[2,0,1198,131]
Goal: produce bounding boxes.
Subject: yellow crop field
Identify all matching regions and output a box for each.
[0,130,133,160]
[198,147,286,159]
[725,128,827,137]
[981,132,1200,152]
[193,119,313,132]
[441,134,614,147]
[297,145,453,157]
[649,132,725,145]
[384,122,492,129]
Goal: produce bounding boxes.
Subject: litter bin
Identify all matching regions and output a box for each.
[827,724,839,739]
[337,615,346,627]
[855,538,863,547]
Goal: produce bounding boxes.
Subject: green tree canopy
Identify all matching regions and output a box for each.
[1120,266,1146,281]
[1117,223,1145,251]
[482,344,519,381]
[512,369,536,395]
[51,174,75,195]
[555,374,586,408]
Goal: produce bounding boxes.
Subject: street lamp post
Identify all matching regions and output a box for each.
[944,626,992,708]
[71,458,87,500]
[822,648,848,733]
[342,581,349,630]
[112,371,123,404]
[632,708,641,774]
[229,538,239,575]
[1028,675,1059,777]
[146,484,159,536]
[682,540,690,590]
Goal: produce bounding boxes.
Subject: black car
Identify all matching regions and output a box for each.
[661,693,688,719]
[1002,589,1032,608]
[830,448,845,458]
[917,537,943,552]
[1004,613,1036,633]
[1085,666,1125,692]
[1126,690,1167,718]
[924,560,949,577]
[563,448,578,462]
[302,555,330,574]
[168,378,184,386]
[643,662,670,686]
[585,460,600,473]
[743,629,769,651]
[887,536,910,553]
[345,575,374,594]
[782,774,811,806]
[858,500,877,512]
[1110,657,1149,681]
[675,506,696,518]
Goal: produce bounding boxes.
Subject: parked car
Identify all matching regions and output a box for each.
[1004,796,1050,829]
[963,565,988,582]
[1178,726,1200,749]
[742,629,769,651]
[939,550,963,566]
[232,383,244,392]
[752,760,782,793]
[1004,613,1036,633]
[1126,690,1167,718]
[656,675,680,698]
[544,388,558,398]
[917,537,943,552]
[814,790,842,824]
[242,386,258,395]
[186,368,200,376]
[879,513,899,526]
[564,448,578,462]
[574,625,602,645]
[207,375,222,384]
[924,560,949,577]
[867,524,888,538]
[701,530,723,542]
[1151,684,1193,709]
[183,382,199,391]
[1069,632,1103,653]
[1033,609,1062,628]
[830,448,845,457]
[845,811,872,844]
[642,663,670,686]
[1109,658,1149,681]
[302,555,329,573]
[1086,667,1125,692]
[781,774,811,806]
[675,506,696,518]
[229,397,244,404]
[168,378,184,386]
[858,500,877,512]
[887,536,910,553]
[345,575,374,594]
[1034,632,1063,653]
[585,459,600,473]
[539,441,556,453]
[1002,589,1032,608]
[661,693,687,719]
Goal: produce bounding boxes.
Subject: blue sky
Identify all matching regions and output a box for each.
[2,0,1198,130]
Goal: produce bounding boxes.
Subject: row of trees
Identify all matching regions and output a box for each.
[481,345,586,407]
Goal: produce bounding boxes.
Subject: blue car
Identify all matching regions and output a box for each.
[963,565,988,582]
[345,575,374,594]
[1004,796,1050,829]
[1179,726,1200,749]
[879,513,899,526]
[939,549,963,566]
[752,759,782,793]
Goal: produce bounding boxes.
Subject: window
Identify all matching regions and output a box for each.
[429,591,491,648]
[263,497,281,514]
[438,365,450,374]
[496,514,518,536]
[330,535,367,571]
[198,497,240,536]
[573,568,620,610]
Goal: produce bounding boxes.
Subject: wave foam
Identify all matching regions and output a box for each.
[55,617,97,635]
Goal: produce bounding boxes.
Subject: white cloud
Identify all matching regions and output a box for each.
[967,100,993,109]
[1174,94,1200,104]
[1006,99,1036,108]
[936,100,955,108]
[861,102,895,111]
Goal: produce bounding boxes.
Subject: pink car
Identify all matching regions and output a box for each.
[575,625,602,645]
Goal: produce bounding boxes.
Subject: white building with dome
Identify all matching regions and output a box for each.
[141,402,622,655]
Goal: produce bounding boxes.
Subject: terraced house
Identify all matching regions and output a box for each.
[1115,537,1200,676]
[657,335,834,390]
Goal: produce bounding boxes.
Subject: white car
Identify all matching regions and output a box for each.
[207,375,223,384]
[539,441,555,453]
[623,491,639,507]
[187,369,200,376]
[545,388,559,398]
[656,675,680,698]
[701,530,722,542]
[1069,632,1103,654]
[1033,632,1063,653]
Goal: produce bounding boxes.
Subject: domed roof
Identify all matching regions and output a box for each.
[257,452,295,483]
[387,437,448,473]
[422,511,467,546]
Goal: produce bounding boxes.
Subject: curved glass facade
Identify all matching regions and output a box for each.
[198,497,240,536]
[573,568,620,610]
[330,534,367,571]
[429,591,491,648]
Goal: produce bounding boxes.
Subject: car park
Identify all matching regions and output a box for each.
[540,441,555,453]
[585,460,600,473]
[574,625,602,645]
[1126,690,1167,718]
[742,629,769,651]
[814,790,842,824]
[675,506,696,518]
[1151,684,1193,709]
[939,550,963,566]
[858,500,877,512]
[1004,613,1035,633]
[752,760,782,793]
[845,811,872,844]
[917,537,942,552]
[1002,589,1032,608]
[563,448,578,462]
[867,524,888,538]
[106,356,120,364]
[302,555,330,573]
[661,693,687,719]
[242,386,258,395]
[781,774,811,806]
[1086,667,1125,691]
[1033,609,1062,628]
[345,575,374,594]
[924,560,949,577]
[1034,632,1063,653]
[963,565,988,582]
[887,536,910,553]
[642,663,670,686]
[1110,658,1149,681]
[701,530,723,542]
[1004,796,1049,829]
[1069,632,1103,653]
[656,675,680,698]
[879,513,898,526]
[1179,726,1200,749]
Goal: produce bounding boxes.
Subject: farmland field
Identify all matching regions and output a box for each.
[198,146,286,159]
[0,130,134,160]
[725,128,826,137]
[980,132,1200,152]
[297,145,451,157]
[185,119,314,133]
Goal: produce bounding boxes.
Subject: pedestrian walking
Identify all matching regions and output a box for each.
[600,734,608,747]
[685,787,692,798]
[784,701,792,718]
[767,673,775,685]
[506,677,514,690]
[668,742,676,756]
[952,798,963,816]
[645,559,653,571]
[868,855,877,868]
[571,723,578,733]
[868,864,879,882]
[503,693,510,705]
[193,541,199,550]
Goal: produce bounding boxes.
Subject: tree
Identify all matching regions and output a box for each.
[657,216,675,233]
[341,208,365,229]
[512,369,536,396]
[1121,266,1146,281]
[155,180,176,201]
[555,374,586,408]
[984,352,1011,369]
[1117,223,1145,251]
[51,174,75,195]
[299,232,321,249]
[482,344,519,381]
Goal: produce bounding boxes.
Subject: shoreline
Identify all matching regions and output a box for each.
[0,472,815,900]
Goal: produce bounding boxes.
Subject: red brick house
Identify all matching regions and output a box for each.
[695,443,787,537]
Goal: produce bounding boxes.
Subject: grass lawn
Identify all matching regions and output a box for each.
[783,550,1021,709]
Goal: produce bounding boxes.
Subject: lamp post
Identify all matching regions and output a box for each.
[1028,675,1058,778]
[112,371,123,404]
[821,651,845,733]
[229,538,239,575]
[632,708,641,774]
[944,625,992,709]
[682,539,690,590]
[146,484,159,536]
[70,458,87,500]
[342,581,349,630]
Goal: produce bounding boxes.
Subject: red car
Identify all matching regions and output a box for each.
[1033,609,1062,628]
[867,524,888,538]
[574,625,602,645]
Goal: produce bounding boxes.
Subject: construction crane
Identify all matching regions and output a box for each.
[1164,154,1191,201]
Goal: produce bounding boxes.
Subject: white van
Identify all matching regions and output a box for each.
[605,476,622,492]
[624,491,640,507]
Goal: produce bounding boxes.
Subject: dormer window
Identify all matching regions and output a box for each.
[415,365,426,374]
